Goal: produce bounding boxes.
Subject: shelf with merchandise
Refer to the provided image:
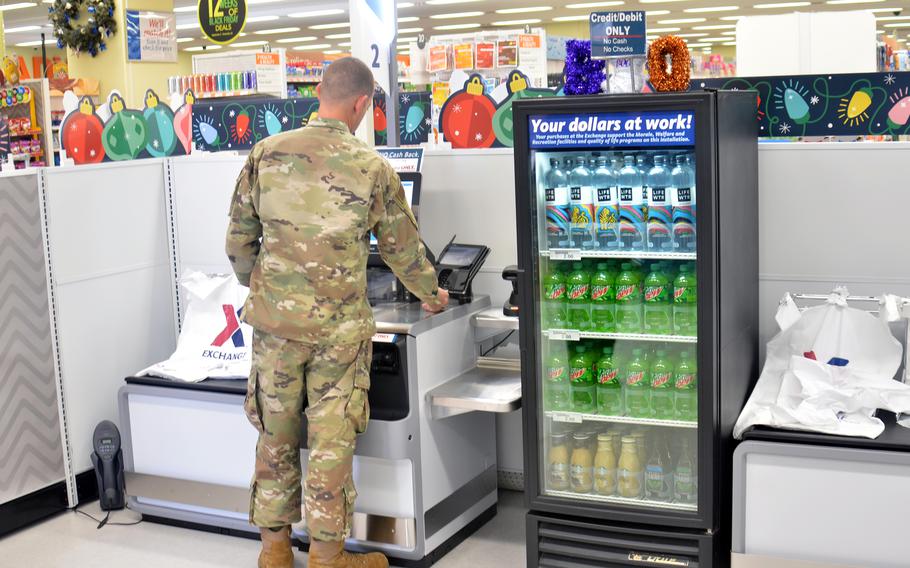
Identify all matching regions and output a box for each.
[541,249,696,261]
[545,489,697,511]
[545,410,697,429]
[544,329,697,343]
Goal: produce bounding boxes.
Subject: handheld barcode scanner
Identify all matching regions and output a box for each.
[91,420,125,510]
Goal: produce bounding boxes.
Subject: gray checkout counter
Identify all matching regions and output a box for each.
[118,296,521,567]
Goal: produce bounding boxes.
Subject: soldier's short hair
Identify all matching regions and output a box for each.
[320,57,375,101]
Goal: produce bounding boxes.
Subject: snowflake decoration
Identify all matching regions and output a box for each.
[153,139,160,148]
[400,94,410,103]
[454,130,460,136]
[229,110,236,118]
[475,132,483,141]
[208,106,213,111]
[885,74,896,86]
[779,122,791,134]
[424,117,432,126]
[89,149,95,157]
[281,116,289,124]
[452,104,462,113]
[810,95,819,105]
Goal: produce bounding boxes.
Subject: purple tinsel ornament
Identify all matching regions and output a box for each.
[564,40,605,96]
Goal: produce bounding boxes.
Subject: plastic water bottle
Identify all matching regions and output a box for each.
[671,154,696,252]
[618,155,645,251]
[637,155,650,246]
[545,349,571,411]
[674,438,697,504]
[590,262,615,332]
[643,263,672,335]
[568,157,595,249]
[543,265,567,328]
[673,264,698,336]
[615,262,642,333]
[647,155,673,252]
[566,262,591,330]
[645,440,673,502]
[624,348,650,418]
[674,351,698,421]
[649,350,675,419]
[570,345,596,412]
[592,156,619,251]
[595,345,622,416]
[544,158,570,249]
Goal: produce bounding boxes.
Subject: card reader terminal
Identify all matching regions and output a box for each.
[436,242,490,302]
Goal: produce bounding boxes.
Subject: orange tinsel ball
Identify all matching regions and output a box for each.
[648,36,691,92]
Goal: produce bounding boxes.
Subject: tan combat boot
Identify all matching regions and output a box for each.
[259,526,294,568]
[308,539,389,568]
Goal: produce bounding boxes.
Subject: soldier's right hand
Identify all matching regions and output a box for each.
[423,288,450,313]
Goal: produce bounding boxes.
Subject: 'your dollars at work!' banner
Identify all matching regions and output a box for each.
[528,111,694,149]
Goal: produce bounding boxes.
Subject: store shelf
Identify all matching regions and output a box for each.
[428,365,522,419]
[9,151,43,161]
[196,90,265,100]
[11,129,42,137]
[545,410,697,429]
[287,78,320,84]
[472,307,520,331]
[545,489,698,512]
[544,329,697,343]
[542,249,697,261]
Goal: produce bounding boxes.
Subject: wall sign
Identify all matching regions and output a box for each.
[590,11,646,58]
[126,11,177,62]
[528,110,694,149]
[198,0,246,45]
[377,148,423,172]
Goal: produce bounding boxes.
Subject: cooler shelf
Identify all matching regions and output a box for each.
[545,489,698,512]
[545,329,697,343]
[545,410,697,429]
[542,249,697,261]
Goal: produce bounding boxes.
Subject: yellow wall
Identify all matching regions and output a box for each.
[544,21,590,40]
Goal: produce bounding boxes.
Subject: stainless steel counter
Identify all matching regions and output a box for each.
[372,295,492,335]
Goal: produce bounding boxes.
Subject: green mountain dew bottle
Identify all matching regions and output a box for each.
[545,348,571,411]
[543,265,567,329]
[615,263,642,333]
[643,263,672,335]
[624,348,650,418]
[590,263,616,332]
[674,350,698,421]
[595,345,622,416]
[566,262,591,330]
[673,264,698,336]
[570,345,596,412]
[649,350,675,419]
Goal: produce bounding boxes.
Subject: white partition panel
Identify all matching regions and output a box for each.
[167,153,246,325]
[42,161,177,477]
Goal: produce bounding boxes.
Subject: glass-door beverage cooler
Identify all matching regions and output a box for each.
[513,91,759,567]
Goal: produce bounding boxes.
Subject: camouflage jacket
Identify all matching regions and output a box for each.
[226,117,439,344]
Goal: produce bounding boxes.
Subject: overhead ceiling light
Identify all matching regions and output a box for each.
[566,1,622,8]
[309,22,350,29]
[173,4,197,12]
[0,3,37,11]
[492,18,541,25]
[828,0,884,3]
[275,36,318,43]
[231,40,269,47]
[722,30,738,34]
[553,15,590,21]
[184,45,222,51]
[398,2,415,7]
[5,25,41,33]
[869,7,903,12]
[685,5,738,11]
[675,32,709,37]
[293,44,332,50]
[702,36,731,41]
[398,35,418,42]
[176,22,199,30]
[433,22,482,29]
[646,10,671,15]
[398,16,420,22]
[723,41,737,45]
[648,26,682,31]
[658,17,706,23]
[430,11,485,19]
[398,27,424,33]
[289,8,344,18]
[876,15,910,20]
[338,41,352,46]
[687,42,710,47]
[247,15,280,23]
[16,39,56,46]
[694,23,737,29]
[639,0,692,3]
[254,27,300,34]
[720,15,745,19]
[753,2,811,7]
[884,22,910,26]
[426,0,482,4]
[176,37,194,43]
[324,49,343,54]
[325,32,351,38]
[497,6,552,13]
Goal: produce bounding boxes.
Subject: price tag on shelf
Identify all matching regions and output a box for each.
[548,329,580,341]
[551,412,583,424]
[549,249,582,261]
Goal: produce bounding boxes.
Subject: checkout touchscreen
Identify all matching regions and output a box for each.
[369,179,415,249]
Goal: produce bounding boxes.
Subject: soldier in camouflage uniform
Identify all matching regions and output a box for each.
[226,57,448,568]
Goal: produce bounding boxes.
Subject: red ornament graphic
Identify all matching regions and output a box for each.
[61,96,106,164]
[440,75,497,149]
[374,105,387,133]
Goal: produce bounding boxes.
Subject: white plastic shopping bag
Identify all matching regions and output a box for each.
[734,288,909,439]
[139,271,253,382]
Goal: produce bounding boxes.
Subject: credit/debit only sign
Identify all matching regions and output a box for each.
[590,11,646,58]
[528,111,695,149]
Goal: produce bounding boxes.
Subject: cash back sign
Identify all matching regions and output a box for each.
[198,0,246,44]
[590,11,646,58]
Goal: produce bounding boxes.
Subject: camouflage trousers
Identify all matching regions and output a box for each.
[244,330,371,542]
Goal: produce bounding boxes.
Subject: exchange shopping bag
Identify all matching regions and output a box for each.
[733,288,910,439]
[139,271,253,382]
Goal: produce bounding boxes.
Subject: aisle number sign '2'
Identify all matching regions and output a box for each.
[198,0,246,44]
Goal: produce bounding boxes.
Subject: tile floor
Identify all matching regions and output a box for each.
[0,490,526,568]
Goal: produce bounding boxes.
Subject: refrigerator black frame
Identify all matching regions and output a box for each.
[512,92,724,531]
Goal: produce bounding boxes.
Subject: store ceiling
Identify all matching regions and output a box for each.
[3,0,907,52]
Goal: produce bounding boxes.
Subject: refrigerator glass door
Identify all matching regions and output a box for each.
[530,111,700,514]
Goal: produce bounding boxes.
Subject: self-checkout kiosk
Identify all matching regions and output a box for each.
[117,161,521,566]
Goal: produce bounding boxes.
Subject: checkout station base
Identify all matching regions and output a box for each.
[118,296,521,566]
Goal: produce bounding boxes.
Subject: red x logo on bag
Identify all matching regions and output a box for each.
[212,305,244,348]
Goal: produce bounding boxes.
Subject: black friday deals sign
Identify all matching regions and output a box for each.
[198,0,246,44]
